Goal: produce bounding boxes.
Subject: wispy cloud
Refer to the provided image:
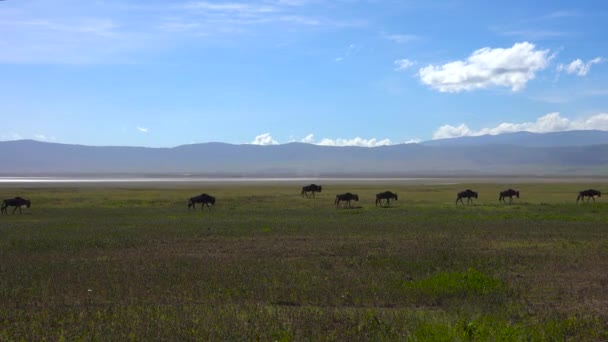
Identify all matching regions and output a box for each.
[0,1,362,64]
[433,112,608,139]
[530,95,572,104]
[182,2,277,13]
[136,126,149,133]
[419,42,551,93]
[334,43,361,62]
[493,10,579,39]
[251,133,278,145]
[524,10,580,22]
[0,132,23,141]
[498,29,571,40]
[382,33,420,44]
[584,89,608,96]
[0,7,154,64]
[394,59,416,71]
[557,57,606,76]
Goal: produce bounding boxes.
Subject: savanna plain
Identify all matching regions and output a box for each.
[1,182,608,341]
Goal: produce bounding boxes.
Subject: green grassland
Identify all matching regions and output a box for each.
[1,182,608,340]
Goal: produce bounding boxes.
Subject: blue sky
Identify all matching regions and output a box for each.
[0,0,607,147]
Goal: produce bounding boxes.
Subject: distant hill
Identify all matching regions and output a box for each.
[2,131,608,176]
[420,130,608,147]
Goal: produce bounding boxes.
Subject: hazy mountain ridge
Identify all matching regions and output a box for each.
[421,130,608,147]
[2,131,608,176]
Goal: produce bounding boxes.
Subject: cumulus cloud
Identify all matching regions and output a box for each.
[136,126,149,133]
[299,134,391,147]
[433,112,608,139]
[251,133,278,145]
[301,133,315,143]
[419,42,551,92]
[394,59,416,71]
[557,57,605,76]
[33,134,55,141]
[318,137,391,147]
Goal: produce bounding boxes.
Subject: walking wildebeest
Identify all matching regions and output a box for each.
[1,197,31,215]
[301,184,322,198]
[576,189,601,203]
[456,189,478,205]
[375,191,398,207]
[499,189,520,204]
[188,193,216,210]
[335,193,359,208]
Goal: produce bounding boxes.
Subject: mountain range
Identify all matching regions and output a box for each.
[2,130,608,177]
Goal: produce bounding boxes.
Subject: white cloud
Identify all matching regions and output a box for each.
[251,133,278,145]
[33,134,55,141]
[318,137,391,147]
[433,112,608,139]
[419,42,551,92]
[136,126,149,133]
[557,57,605,76]
[433,124,472,140]
[394,59,416,71]
[404,139,421,144]
[300,134,391,147]
[301,133,315,143]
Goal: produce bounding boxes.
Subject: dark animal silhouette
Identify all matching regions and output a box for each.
[499,189,520,204]
[335,193,359,208]
[456,189,478,205]
[188,193,216,210]
[375,191,398,207]
[301,184,322,198]
[577,189,601,203]
[1,197,31,215]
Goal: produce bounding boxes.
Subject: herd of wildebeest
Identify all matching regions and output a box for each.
[0,185,603,215]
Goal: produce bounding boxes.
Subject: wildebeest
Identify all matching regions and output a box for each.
[576,189,601,203]
[1,197,31,215]
[456,189,478,205]
[375,191,398,207]
[499,189,520,204]
[301,184,322,198]
[335,193,359,208]
[188,193,216,210]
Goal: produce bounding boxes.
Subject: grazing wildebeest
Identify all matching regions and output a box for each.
[499,189,520,204]
[576,189,601,203]
[1,197,31,215]
[301,184,322,198]
[335,193,359,208]
[188,193,216,210]
[375,191,398,207]
[456,189,478,205]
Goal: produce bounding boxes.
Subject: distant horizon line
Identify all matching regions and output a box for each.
[1,129,608,149]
